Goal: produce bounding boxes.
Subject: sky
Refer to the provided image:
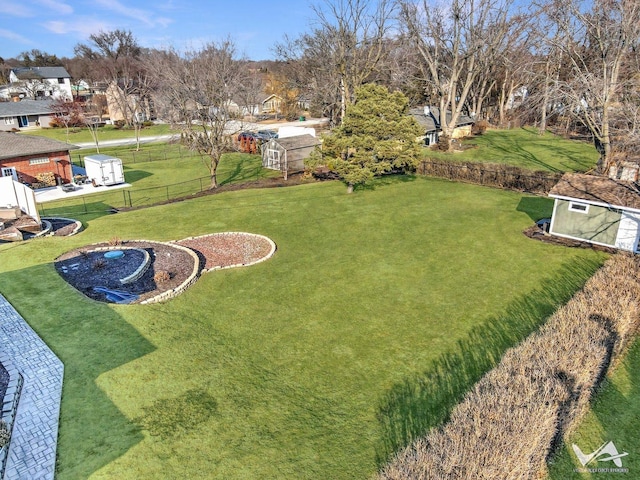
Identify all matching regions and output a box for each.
[0,0,316,62]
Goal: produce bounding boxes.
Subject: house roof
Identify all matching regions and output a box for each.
[272,134,320,150]
[549,172,640,211]
[409,107,475,133]
[11,66,71,81]
[0,99,54,118]
[0,132,78,160]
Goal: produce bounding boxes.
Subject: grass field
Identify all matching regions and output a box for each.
[546,337,640,478]
[0,176,606,479]
[425,127,599,172]
[21,123,173,143]
[37,147,281,218]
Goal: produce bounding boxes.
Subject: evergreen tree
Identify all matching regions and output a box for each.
[311,83,422,192]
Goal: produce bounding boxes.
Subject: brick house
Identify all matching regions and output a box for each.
[0,132,78,185]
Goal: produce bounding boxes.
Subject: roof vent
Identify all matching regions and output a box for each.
[423,106,430,116]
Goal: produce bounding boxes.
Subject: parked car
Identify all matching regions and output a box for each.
[256,130,278,140]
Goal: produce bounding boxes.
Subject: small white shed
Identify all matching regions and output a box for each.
[84,154,125,186]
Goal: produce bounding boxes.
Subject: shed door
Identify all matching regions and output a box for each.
[615,211,640,252]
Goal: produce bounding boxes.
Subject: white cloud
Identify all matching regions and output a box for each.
[0,28,33,44]
[44,18,112,38]
[1,1,33,17]
[35,0,73,15]
[93,0,161,27]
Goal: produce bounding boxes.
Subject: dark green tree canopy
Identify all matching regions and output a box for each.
[312,83,422,191]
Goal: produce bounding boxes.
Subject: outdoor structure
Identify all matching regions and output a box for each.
[105,81,155,123]
[2,66,72,101]
[261,94,283,115]
[0,99,56,131]
[410,106,475,145]
[261,134,320,180]
[0,132,77,185]
[0,176,42,241]
[548,172,640,252]
[83,154,125,186]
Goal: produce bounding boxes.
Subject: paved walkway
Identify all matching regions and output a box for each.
[0,294,63,480]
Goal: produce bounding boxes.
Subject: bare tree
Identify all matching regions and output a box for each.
[276,0,396,125]
[399,0,519,150]
[541,0,640,173]
[145,41,246,188]
[75,30,142,126]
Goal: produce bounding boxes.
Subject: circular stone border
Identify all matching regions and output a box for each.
[176,232,277,273]
[41,217,83,237]
[87,246,151,284]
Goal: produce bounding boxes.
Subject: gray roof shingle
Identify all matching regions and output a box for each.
[549,172,640,211]
[0,99,55,118]
[0,132,78,160]
[11,67,71,81]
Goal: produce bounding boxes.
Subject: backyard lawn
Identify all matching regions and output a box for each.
[21,123,173,143]
[0,176,606,479]
[425,127,599,172]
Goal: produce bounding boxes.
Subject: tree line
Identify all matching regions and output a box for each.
[2,0,638,184]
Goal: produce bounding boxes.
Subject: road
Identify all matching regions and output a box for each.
[74,118,330,149]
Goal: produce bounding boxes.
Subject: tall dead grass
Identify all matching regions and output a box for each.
[379,253,640,479]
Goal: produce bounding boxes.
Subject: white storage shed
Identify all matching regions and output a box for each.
[84,154,125,186]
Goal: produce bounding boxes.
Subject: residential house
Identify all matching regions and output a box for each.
[0,131,78,185]
[261,94,283,114]
[2,66,73,101]
[548,172,640,253]
[0,99,56,131]
[410,106,475,145]
[105,80,155,123]
[261,134,320,180]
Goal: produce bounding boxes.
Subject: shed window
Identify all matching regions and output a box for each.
[29,157,50,165]
[569,201,589,213]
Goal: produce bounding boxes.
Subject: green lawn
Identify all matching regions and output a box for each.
[547,338,640,478]
[425,127,599,172]
[0,176,606,479]
[37,147,281,217]
[21,123,173,143]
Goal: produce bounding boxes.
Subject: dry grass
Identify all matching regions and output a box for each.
[379,253,640,479]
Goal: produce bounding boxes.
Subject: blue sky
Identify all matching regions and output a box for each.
[0,0,314,61]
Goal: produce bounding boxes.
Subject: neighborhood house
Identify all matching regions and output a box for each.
[0,99,56,131]
[548,172,640,253]
[0,132,78,186]
[410,106,475,145]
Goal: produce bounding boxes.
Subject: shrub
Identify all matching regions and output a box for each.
[379,253,640,480]
[153,271,171,283]
[471,120,488,135]
[108,237,122,246]
[92,259,106,270]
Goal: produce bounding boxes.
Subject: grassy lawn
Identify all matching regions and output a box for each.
[38,147,281,217]
[424,127,599,172]
[547,338,640,478]
[21,123,173,143]
[0,176,606,479]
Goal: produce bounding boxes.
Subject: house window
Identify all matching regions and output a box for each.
[58,78,65,84]
[4,118,15,125]
[569,201,589,213]
[29,157,50,165]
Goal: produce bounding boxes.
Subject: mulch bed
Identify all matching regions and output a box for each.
[523,224,618,253]
[54,234,274,304]
[46,218,80,237]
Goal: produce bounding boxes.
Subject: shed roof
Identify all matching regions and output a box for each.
[549,172,640,211]
[0,99,54,118]
[0,132,78,160]
[273,134,320,150]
